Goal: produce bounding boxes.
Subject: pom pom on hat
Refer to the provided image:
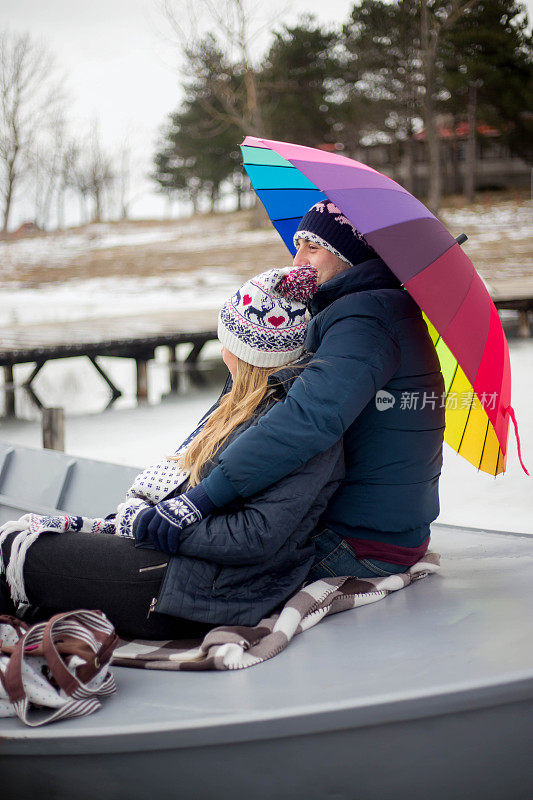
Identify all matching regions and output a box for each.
[218,265,318,368]
[275,264,318,302]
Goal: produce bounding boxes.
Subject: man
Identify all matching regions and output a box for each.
[138,200,445,577]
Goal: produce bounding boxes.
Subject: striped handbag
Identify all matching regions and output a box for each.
[0,609,118,726]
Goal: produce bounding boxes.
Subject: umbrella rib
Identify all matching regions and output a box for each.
[477,416,491,473]
[257,187,321,192]
[496,445,503,475]
[446,359,459,398]
[244,163,300,169]
[456,391,475,456]
[272,216,313,224]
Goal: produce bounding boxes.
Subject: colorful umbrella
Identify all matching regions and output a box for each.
[241,135,528,477]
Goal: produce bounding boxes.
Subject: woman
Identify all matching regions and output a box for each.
[0,266,344,639]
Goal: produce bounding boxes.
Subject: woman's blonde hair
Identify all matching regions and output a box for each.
[171,358,292,487]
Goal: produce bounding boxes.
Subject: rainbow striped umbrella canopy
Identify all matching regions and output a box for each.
[241,135,528,476]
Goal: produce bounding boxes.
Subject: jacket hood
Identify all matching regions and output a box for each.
[309,257,402,316]
[266,352,312,396]
[218,352,312,403]
[193,353,312,485]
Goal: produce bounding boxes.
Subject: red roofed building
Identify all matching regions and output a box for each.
[350,116,529,197]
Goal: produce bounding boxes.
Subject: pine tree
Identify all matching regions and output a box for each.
[260,16,343,147]
[341,0,423,190]
[442,0,533,199]
[152,36,243,212]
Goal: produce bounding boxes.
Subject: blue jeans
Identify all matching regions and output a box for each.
[307,527,409,581]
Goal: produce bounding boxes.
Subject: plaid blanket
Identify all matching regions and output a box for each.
[112,552,440,671]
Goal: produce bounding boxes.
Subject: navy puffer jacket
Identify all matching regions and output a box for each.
[155,359,344,626]
[202,258,445,556]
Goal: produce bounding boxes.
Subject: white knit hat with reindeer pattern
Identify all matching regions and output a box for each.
[217,265,318,367]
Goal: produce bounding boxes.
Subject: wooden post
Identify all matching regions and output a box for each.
[42,407,65,451]
[136,358,149,403]
[168,346,180,393]
[88,356,122,406]
[3,365,16,417]
[185,340,206,387]
[518,310,531,338]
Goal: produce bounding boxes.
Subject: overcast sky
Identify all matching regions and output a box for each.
[2,1,361,153]
[2,0,532,224]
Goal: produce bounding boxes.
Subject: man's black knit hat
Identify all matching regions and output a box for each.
[293,200,376,267]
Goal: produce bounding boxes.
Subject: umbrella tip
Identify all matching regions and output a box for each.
[455,233,468,246]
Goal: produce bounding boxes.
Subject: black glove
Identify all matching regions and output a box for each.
[134,485,214,555]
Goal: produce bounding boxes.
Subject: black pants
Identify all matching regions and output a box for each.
[0,532,212,640]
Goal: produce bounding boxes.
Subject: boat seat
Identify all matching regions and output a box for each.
[1,442,532,800]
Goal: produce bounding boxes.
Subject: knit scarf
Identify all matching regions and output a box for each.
[0,415,210,605]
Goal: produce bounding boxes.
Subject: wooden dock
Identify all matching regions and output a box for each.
[0,309,219,417]
[1,277,531,419]
[489,277,533,338]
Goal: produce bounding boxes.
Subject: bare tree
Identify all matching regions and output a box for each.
[61,125,115,225]
[87,131,114,223]
[117,141,131,219]
[105,138,149,221]
[163,0,272,136]
[0,30,64,232]
[56,138,79,229]
[30,110,68,229]
[162,0,285,224]
[420,0,478,214]
[109,137,136,220]
[71,123,114,224]
[62,139,90,224]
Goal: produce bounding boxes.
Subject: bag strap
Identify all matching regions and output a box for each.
[39,611,115,696]
[76,630,118,683]
[40,613,81,695]
[3,632,103,727]
[0,614,29,639]
[0,614,29,655]
[0,659,10,694]
[2,631,30,703]
[2,610,118,727]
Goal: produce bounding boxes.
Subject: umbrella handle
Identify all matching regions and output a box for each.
[455,234,468,245]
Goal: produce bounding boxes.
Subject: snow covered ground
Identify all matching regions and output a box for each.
[1,200,531,327]
[0,216,276,274]
[441,201,532,239]
[0,271,243,327]
[441,200,533,283]
[0,214,278,327]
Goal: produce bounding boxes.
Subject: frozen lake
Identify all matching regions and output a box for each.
[0,336,531,536]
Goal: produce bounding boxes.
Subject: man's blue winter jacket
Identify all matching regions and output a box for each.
[202,258,445,558]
